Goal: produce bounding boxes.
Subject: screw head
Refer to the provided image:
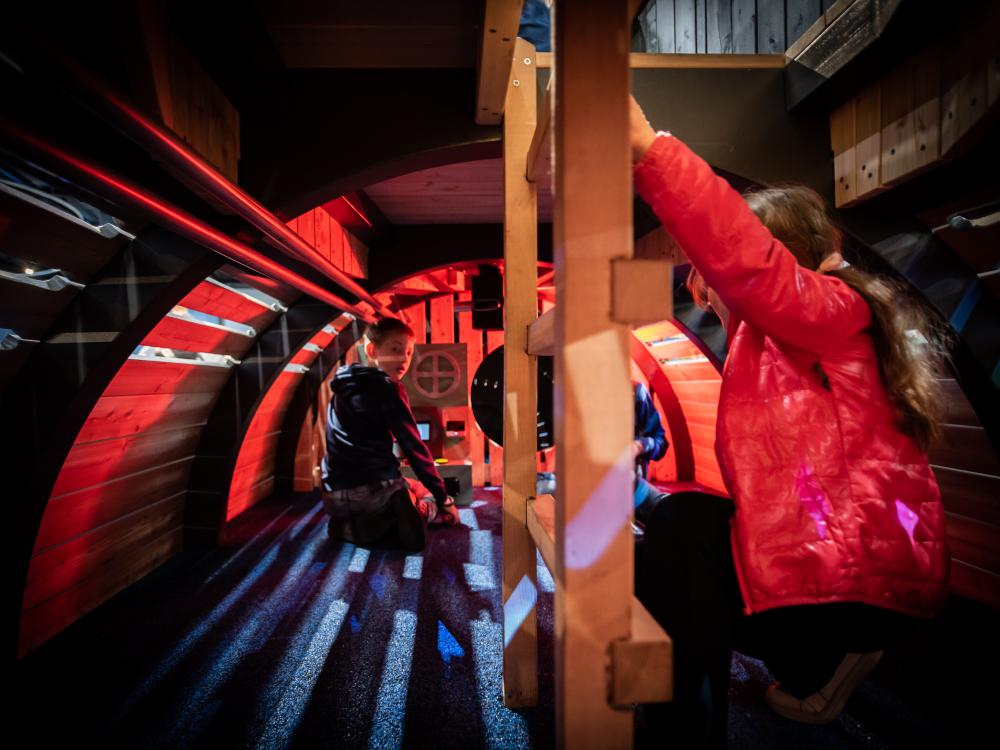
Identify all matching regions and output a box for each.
[524,57,532,64]
[513,79,520,87]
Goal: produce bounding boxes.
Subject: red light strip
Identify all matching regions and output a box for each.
[67,66,392,317]
[0,120,375,321]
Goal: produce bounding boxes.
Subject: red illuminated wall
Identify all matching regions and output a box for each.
[19,271,293,657]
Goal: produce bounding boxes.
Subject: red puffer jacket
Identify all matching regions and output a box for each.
[635,133,949,617]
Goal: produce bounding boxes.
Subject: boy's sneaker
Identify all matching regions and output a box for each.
[390,489,426,552]
[765,650,883,725]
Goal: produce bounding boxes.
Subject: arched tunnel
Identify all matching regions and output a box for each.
[4,1,999,748]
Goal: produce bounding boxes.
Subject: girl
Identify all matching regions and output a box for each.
[628,96,950,746]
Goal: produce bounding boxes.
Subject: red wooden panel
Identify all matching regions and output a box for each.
[102,359,231,397]
[400,302,427,344]
[24,494,184,612]
[694,466,728,494]
[228,476,275,521]
[671,380,723,404]
[328,215,347,271]
[76,392,216,444]
[19,526,183,658]
[297,208,316,247]
[315,207,332,263]
[632,332,695,481]
[53,424,203,498]
[662,359,721,381]
[678,401,718,428]
[429,295,455,343]
[179,281,279,331]
[459,292,486,486]
[486,329,503,355]
[141,316,255,357]
[35,461,190,552]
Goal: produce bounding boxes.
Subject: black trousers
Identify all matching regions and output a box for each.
[634,491,915,748]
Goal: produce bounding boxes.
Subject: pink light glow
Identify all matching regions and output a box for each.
[895,499,919,546]
[795,463,832,540]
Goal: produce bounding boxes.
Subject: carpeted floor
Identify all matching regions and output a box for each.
[15,489,995,748]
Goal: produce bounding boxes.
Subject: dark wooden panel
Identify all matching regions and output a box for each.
[949,558,1000,610]
[23,494,185,611]
[102,358,232,397]
[0,278,83,340]
[19,526,183,657]
[756,0,785,53]
[705,0,733,53]
[0,190,128,279]
[786,1,823,50]
[930,424,1000,476]
[75,392,217,444]
[732,0,757,53]
[35,463,190,551]
[934,465,1000,527]
[53,424,203,498]
[674,0,698,53]
[937,378,982,427]
[945,512,1000,575]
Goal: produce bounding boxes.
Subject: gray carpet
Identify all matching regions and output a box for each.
[15,489,995,748]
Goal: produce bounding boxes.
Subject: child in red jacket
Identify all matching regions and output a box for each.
[629,95,950,745]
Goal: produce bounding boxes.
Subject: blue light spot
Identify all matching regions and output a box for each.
[437,621,465,664]
[370,571,387,599]
[350,614,362,634]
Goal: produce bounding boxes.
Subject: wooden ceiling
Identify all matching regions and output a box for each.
[257,0,482,68]
[363,157,554,224]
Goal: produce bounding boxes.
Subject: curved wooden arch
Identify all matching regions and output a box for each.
[9,229,220,659]
[629,331,696,482]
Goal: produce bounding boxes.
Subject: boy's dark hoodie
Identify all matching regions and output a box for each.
[322,363,447,503]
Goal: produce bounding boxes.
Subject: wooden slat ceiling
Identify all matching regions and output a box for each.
[257,0,482,68]
[363,158,553,224]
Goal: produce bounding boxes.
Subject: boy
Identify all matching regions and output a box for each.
[633,380,669,526]
[321,318,458,551]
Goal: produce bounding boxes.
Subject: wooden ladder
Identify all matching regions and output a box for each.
[497,3,675,746]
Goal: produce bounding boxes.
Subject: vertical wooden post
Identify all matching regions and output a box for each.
[553,2,635,746]
[502,37,540,709]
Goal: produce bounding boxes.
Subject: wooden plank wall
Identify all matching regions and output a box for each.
[829,2,999,207]
[929,378,1000,609]
[637,0,826,54]
[287,206,368,279]
[19,276,286,657]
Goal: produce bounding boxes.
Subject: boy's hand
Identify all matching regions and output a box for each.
[435,497,460,526]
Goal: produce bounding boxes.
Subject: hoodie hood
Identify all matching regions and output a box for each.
[331,363,393,396]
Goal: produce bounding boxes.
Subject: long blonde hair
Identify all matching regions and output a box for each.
[688,185,949,451]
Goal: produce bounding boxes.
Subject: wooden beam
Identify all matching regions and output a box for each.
[476,0,525,125]
[501,36,540,709]
[527,494,556,575]
[610,601,673,706]
[526,306,554,356]
[552,1,635,745]
[526,78,552,183]
[535,52,786,69]
[611,258,673,325]
[529,494,673,707]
